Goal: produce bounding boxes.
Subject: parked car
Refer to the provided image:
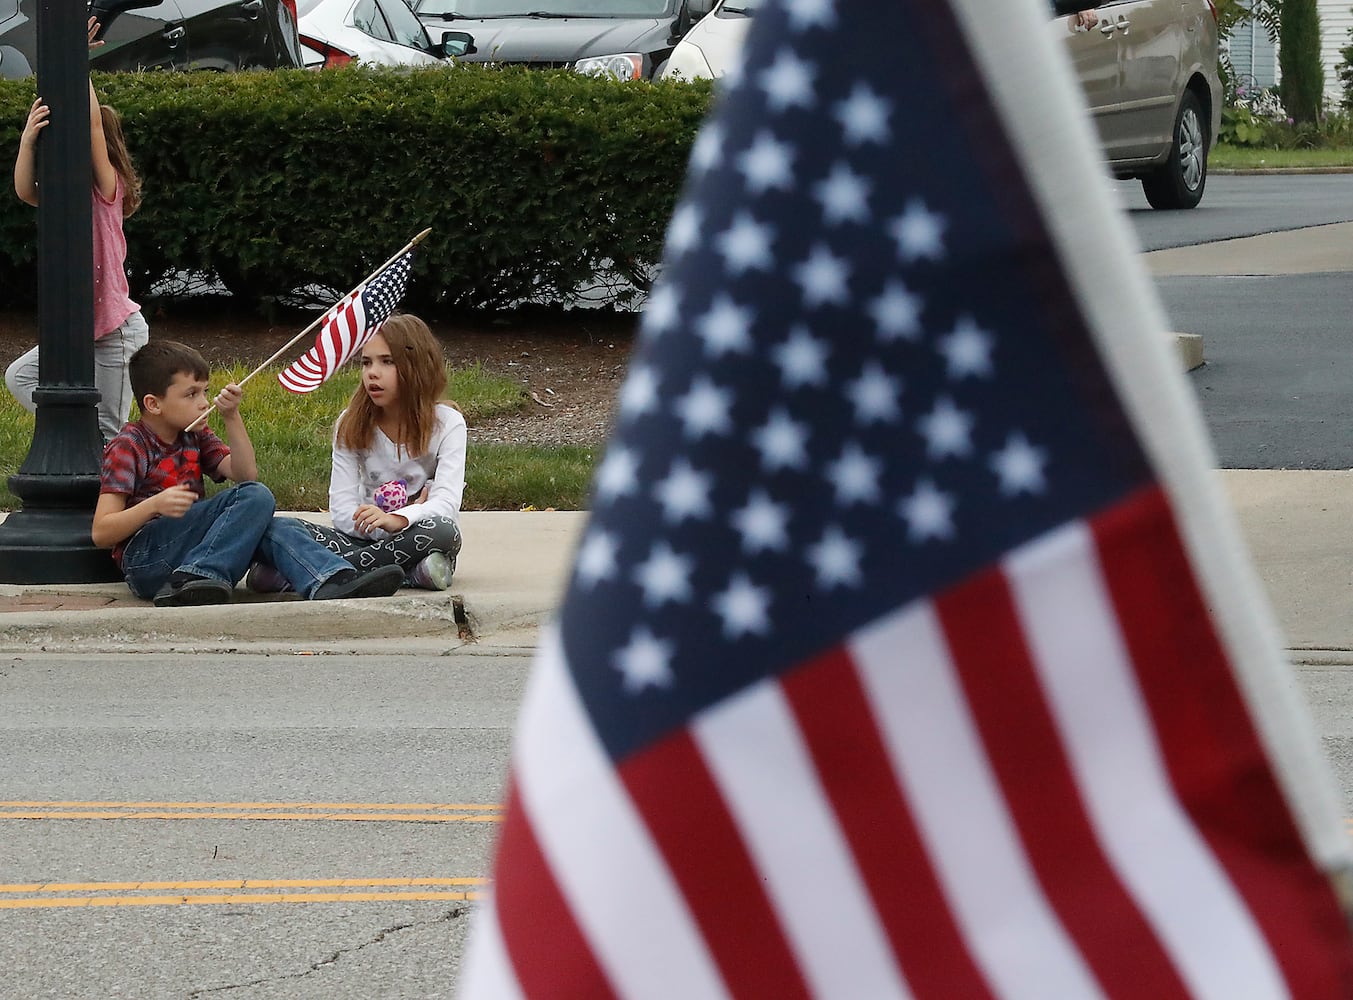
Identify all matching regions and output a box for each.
[658,0,749,82]
[411,0,714,81]
[297,0,464,67]
[660,0,1221,211]
[0,0,303,77]
[1051,0,1222,210]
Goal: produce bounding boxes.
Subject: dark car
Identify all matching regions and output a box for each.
[412,0,714,81]
[0,0,303,78]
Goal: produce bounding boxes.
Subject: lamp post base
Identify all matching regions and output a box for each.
[0,506,120,583]
[0,383,121,583]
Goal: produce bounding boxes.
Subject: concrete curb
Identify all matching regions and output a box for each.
[1212,167,1353,175]
[0,589,467,654]
[0,510,587,654]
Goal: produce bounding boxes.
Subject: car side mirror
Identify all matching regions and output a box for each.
[439,30,476,58]
[685,0,715,18]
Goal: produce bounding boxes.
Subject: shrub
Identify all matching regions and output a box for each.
[0,66,714,314]
[1279,0,1325,124]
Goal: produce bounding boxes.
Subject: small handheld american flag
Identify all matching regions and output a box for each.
[278,248,415,394]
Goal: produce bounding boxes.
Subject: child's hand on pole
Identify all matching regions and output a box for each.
[20,99,48,148]
[214,382,244,417]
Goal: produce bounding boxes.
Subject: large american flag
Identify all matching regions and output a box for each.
[460,0,1353,995]
[277,249,414,393]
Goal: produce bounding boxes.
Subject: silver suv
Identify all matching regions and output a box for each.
[1053,0,1222,210]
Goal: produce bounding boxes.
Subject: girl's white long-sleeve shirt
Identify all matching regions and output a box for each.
[328,403,467,540]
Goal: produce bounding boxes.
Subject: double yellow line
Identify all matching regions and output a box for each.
[0,877,487,910]
[0,801,502,909]
[0,800,503,824]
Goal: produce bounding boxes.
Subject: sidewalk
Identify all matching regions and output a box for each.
[0,473,1349,661]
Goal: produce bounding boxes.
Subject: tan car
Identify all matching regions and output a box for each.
[1053,0,1222,209]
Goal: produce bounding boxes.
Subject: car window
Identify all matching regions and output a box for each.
[353,0,395,40]
[0,0,17,22]
[378,0,430,47]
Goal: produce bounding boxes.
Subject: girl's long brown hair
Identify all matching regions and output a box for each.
[336,314,451,457]
[99,105,141,217]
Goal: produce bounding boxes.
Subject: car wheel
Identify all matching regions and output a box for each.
[1141,89,1208,210]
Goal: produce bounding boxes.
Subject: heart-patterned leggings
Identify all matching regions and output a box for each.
[299,516,462,575]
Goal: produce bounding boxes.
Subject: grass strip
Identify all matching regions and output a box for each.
[0,363,599,512]
[1211,145,1353,170]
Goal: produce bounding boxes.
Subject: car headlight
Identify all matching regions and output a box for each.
[574,53,643,80]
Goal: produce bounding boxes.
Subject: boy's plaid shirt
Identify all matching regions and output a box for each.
[100,420,231,565]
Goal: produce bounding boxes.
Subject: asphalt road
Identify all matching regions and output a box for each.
[1115,174,1353,469]
[7,648,1353,998]
[0,649,532,999]
[1118,173,1353,249]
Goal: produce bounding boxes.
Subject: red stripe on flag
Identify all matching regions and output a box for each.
[784,645,1000,1000]
[1092,486,1353,996]
[936,567,1195,998]
[493,783,620,999]
[621,729,810,1000]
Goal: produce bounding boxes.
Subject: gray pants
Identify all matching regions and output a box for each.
[297,515,462,575]
[5,309,150,445]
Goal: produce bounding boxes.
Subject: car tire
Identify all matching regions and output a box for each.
[1141,88,1208,210]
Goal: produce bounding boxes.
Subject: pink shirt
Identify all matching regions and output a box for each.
[92,178,138,339]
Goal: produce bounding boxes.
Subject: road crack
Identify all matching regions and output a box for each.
[186,907,469,996]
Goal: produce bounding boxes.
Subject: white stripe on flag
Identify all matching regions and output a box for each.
[1005,523,1291,1000]
[321,299,362,373]
[514,627,732,1000]
[852,603,1106,1000]
[457,893,527,1000]
[693,681,914,1000]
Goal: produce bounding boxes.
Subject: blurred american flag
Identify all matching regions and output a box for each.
[459,0,1353,996]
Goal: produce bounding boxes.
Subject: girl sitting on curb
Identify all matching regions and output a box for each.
[249,314,466,592]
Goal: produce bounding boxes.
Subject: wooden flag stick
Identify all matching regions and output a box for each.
[185,227,432,432]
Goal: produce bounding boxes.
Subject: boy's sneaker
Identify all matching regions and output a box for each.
[311,564,404,601]
[153,572,233,608]
[405,552,453,591]
[245,562,293,594]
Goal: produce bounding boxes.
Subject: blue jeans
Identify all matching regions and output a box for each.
[121,483,354,600]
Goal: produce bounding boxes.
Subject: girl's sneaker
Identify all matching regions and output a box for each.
[245,562,293,594]
[406,552,453,591]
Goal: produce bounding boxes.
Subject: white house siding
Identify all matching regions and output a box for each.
[1318,0,1353,107]
[1226,14,1278,90]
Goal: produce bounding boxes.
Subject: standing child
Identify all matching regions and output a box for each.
[93,340,406,607]
[249,314,465,593]
[8,18,150,445]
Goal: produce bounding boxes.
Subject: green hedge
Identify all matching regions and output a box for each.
[0,66,714,312]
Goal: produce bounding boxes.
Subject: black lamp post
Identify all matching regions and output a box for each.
[0,0,120,582]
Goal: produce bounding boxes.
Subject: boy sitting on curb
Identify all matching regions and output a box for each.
[91,340,405,608]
